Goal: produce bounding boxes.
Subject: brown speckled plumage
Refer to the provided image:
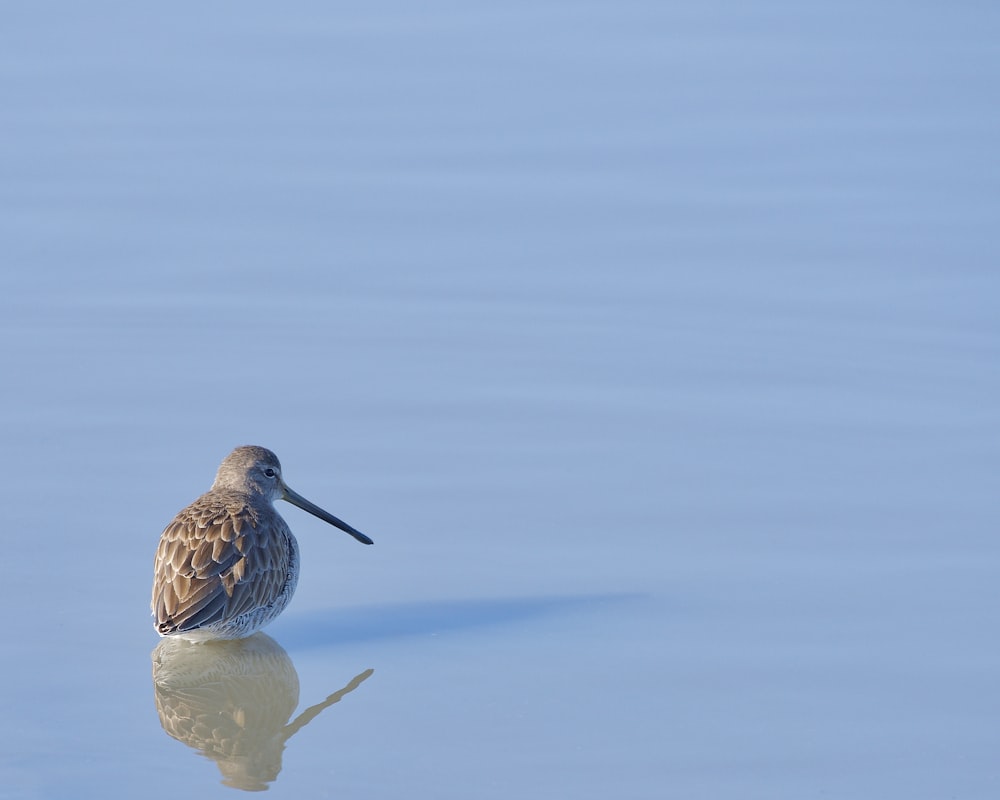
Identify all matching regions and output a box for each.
[151,446,373,641]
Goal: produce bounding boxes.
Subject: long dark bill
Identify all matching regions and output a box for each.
[282,485,374,545]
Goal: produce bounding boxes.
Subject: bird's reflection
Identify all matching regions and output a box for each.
[151,633,372,791]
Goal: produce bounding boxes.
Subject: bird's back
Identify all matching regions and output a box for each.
[152,489,297,639]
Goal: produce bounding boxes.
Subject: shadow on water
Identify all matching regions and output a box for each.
[151,634,372,792]
[273,592,642,650]
[149,593,636,790]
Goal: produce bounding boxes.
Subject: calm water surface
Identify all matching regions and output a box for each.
[1,2,998,798]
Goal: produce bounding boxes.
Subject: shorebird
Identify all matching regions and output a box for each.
[152,446,372,640]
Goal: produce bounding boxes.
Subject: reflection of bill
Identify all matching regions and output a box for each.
[152,633,373,791]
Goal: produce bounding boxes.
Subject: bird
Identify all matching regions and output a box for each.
[151,445,373,641]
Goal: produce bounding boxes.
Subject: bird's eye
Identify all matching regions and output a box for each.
[264,468,277,478]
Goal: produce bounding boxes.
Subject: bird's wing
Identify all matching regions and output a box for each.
[151,501,291,635]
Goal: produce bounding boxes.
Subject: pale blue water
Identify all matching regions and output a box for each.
[2,2,999,798]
